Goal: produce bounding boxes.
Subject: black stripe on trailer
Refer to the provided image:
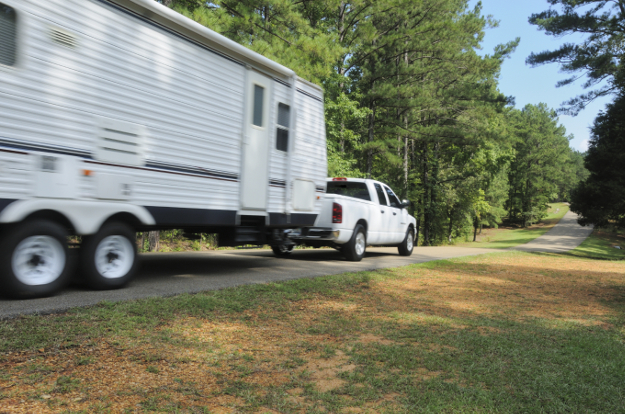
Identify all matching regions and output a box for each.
[144,206,238,227]
[269,212,317,227]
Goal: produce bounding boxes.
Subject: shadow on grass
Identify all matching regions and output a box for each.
[565,228,625,261]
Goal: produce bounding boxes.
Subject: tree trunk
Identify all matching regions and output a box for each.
[473,224,478,242]
[367,105,375,178]
[148,231,160,252]
[448,214,453,243]
[422,142,430,246]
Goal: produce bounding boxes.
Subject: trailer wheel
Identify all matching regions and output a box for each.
[80,223,138,290]
[0,220,71,299]
[343,224,366,262]
[398,227,414,256]
[271,244,294,257]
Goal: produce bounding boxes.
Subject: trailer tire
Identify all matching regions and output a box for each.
[0,220,71,299]
[343,224,366,262]
[398,227,414,256]
[271,244,294,257]
[80,223,138,290]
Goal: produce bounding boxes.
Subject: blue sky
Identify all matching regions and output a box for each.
[469,0,611,152]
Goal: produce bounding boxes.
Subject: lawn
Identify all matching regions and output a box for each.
[567,227,625,260]
[455,202,570,249]
[1,251,624,413]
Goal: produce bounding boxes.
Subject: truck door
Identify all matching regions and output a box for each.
[383,185,404,244]
[240,70,272,211]
[373,183,391,244]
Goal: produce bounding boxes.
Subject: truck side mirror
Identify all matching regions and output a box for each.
[401,199,411,208]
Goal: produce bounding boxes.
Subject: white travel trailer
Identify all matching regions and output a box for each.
[0,0,327,298]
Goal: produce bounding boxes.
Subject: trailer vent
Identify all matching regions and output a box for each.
[50,27,77,49]
[94,118,147,166]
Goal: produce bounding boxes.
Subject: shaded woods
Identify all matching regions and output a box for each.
[165,0,585,245]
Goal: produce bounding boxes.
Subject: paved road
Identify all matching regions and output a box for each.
[0,246,499,319]
[0,210,594,319]
[511,210,594,253]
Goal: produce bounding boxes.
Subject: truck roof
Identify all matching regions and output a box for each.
[327,177,378,184]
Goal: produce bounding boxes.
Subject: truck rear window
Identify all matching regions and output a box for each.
[326,182,371,201]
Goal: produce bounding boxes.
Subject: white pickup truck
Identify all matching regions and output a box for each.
[273,178,417,261]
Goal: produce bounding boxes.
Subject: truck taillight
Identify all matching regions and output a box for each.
[332,202,343,223]
[332,177,347,181]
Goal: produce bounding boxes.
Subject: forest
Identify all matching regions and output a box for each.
[159,0,590,246]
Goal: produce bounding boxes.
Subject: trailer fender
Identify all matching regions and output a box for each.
[0,200,156,235]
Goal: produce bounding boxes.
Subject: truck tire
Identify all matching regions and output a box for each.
[398,227,414,256]
[343,224,366,262]
[271,244,294,257]
[79,222,138,290]
[0,220,71,299]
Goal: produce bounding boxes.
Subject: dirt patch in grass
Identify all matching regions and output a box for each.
[1,252,625,412]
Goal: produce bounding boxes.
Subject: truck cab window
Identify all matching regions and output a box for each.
[276,103,289,151]
[374,183,388,206]
[384,185,401,208]
[0,3,17,67]
[327,181,371,201]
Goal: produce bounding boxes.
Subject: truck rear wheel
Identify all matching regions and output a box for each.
[398,227,414,256]
[0,220,71,299]
[271,244,294,257]
[343,224,366,262]
[79,223,138,290]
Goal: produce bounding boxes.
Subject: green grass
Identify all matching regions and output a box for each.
[567,227,625,260]
[2,252,625,413]
[457,202,570,249]
[0,272,373,354]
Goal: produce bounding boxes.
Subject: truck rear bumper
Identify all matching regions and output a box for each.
[290,227,353,244]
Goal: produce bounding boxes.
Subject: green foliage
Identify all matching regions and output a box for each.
[527,0,625,114]
[506,104,572,227]
[571,93,625,229]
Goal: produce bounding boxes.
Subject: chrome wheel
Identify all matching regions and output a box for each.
[355,231,366,256]
[95,235,134,279]
[12,236,66,286]
[407,230,414,251]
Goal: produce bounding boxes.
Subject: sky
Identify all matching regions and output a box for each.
[469,0,611,152]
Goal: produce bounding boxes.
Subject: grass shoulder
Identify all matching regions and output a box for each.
[567,226,625,260]
[455,202,569,249]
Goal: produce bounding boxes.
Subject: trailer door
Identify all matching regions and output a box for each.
[240,70,272,211]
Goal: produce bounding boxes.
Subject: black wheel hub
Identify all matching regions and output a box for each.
[28,254,45,267]
[106,251,119,263]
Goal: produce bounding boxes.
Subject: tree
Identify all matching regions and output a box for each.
[570,93,625,228]
[557,149,589,201]
[506,104,571,226]
[158,0,203,11]
[179,0,341,83]
[527,0,625,114]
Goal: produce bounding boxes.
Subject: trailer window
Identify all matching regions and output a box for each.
[0,3,16,67]
[276,103,290,152]
[252,84,264,127]
[327,182,371,201]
